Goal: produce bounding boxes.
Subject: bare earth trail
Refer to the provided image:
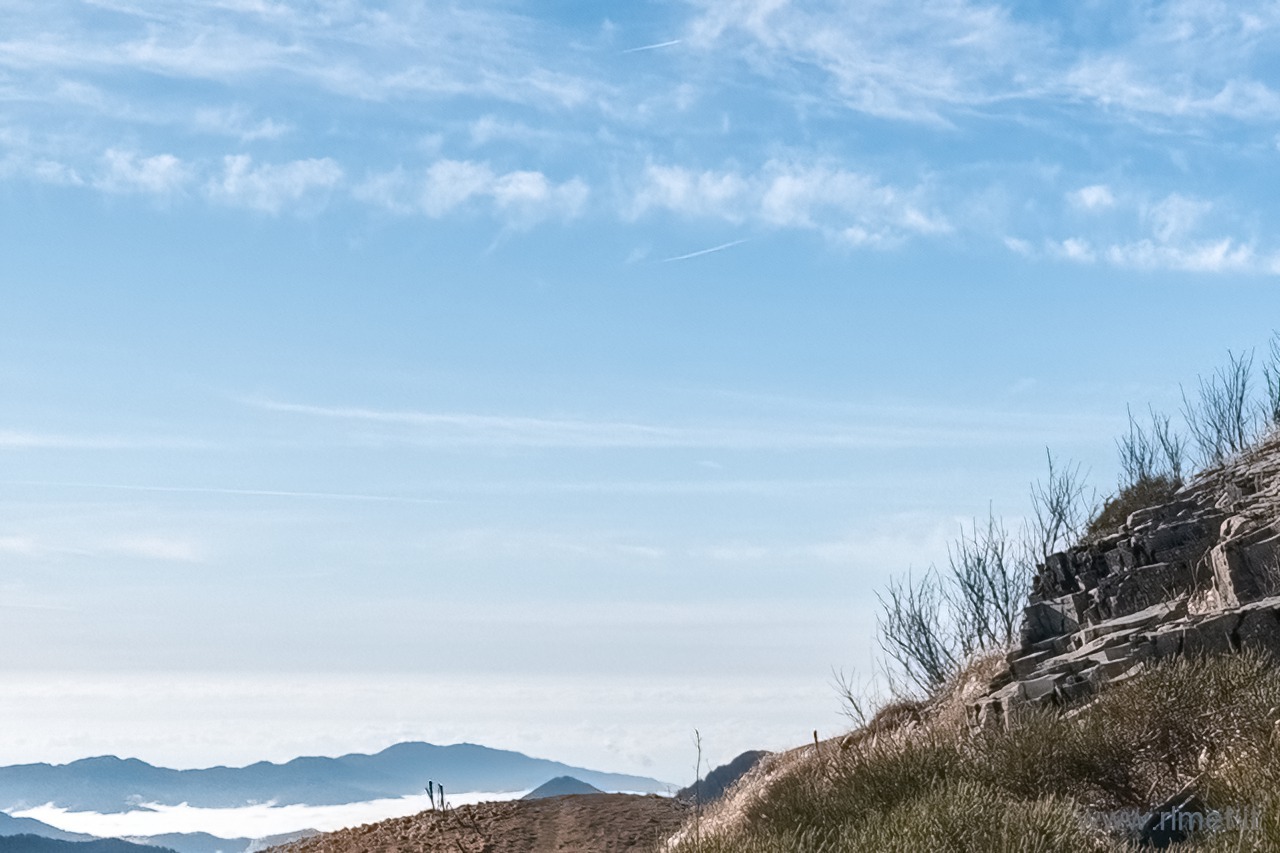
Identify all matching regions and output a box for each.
[271,794,689,853]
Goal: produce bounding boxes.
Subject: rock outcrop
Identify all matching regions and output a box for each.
[969,434,1280,731]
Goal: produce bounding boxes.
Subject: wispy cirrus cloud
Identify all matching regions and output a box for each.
[2,0,1280,272]
[100,535,206,563]
[19,481,445,505]
[682,0,1051,123]
[682,0,1280,128]
[0,531,203,563]
[247,397,1105,450]
[0,430,204,450]
[0,0,605,110]
[1060,1,1280,125]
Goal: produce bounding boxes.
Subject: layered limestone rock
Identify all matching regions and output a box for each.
[969,434,1280,731]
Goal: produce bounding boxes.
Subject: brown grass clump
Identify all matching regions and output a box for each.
[665,650,1280,853]
[1087,474,1182,538]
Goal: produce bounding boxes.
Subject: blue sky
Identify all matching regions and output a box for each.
[3,0,1280,785]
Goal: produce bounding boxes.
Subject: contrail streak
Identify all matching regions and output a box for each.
[622,39,681,53]
[661,239,750,263]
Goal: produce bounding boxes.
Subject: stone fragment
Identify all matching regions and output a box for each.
[1179,612,1240,657]
[1020,595,1081,645]
[1234,600,1280,658]
[1211,527,1280,606]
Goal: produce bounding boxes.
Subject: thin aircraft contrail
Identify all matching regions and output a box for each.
[622,39,682,53]
[661,239,750,263]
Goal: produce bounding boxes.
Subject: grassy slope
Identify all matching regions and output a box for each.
[666,650,1280,853]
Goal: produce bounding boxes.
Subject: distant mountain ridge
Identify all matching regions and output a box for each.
[0,742,668,814]
[522,777,603,799]
[676,750,769,805]
[0,836,176,853]
[0,813,97,844]
[0,809,315,853]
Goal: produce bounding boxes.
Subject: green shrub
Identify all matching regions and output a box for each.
[1086,473,1181,538]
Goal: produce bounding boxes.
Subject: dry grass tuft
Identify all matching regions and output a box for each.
[665,650,1280,852]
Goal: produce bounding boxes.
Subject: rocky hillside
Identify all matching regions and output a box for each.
[970,432,1280,729]
[653,430,1280,852]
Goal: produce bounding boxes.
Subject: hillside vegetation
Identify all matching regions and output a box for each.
[667,650,1280,852]
[665,336,1280,852]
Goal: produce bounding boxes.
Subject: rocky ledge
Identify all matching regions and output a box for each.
[969,434,1280,731]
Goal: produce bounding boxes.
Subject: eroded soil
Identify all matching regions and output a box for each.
[270,793,688,853]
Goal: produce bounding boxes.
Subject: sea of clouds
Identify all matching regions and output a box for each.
[11,790,529,839]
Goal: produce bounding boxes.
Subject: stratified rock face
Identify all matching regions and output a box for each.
[969,435,1280,731]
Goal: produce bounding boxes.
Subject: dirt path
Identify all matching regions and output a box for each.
[270,794,688,853]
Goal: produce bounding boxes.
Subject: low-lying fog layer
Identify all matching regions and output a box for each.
[12,790,529,839]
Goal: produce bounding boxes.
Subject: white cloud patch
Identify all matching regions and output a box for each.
[1051,237,1096,263]
[206,154,342,213]
[1143,193,1212,243]
[95,149,190,195]
[1002,236,1033,256]
[631,164,751,222]
[421,159,495,216]
[1070,184,1115,211]
[359,159,587,226]
[631,160,948,246]
[1041,189,1265,274]
[1104,238,1256,274]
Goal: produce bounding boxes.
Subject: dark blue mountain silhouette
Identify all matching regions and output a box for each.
[0,835,175,853]
[0,743,667,813]
[0,813,97,844]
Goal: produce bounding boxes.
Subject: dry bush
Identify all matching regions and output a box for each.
[1086,473,1182,537]
[667,651,1280,853]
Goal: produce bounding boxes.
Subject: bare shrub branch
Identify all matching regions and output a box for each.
[1263,333,1280,430]
[832,667,876,728]
[947,511,1029,655]
[1150,406,1187,484]
[877,509,1033,695]
[1117,406,1186,489]
[876,566,958,695]
[1027,449,1095,561]
[1181,349,1258,467]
